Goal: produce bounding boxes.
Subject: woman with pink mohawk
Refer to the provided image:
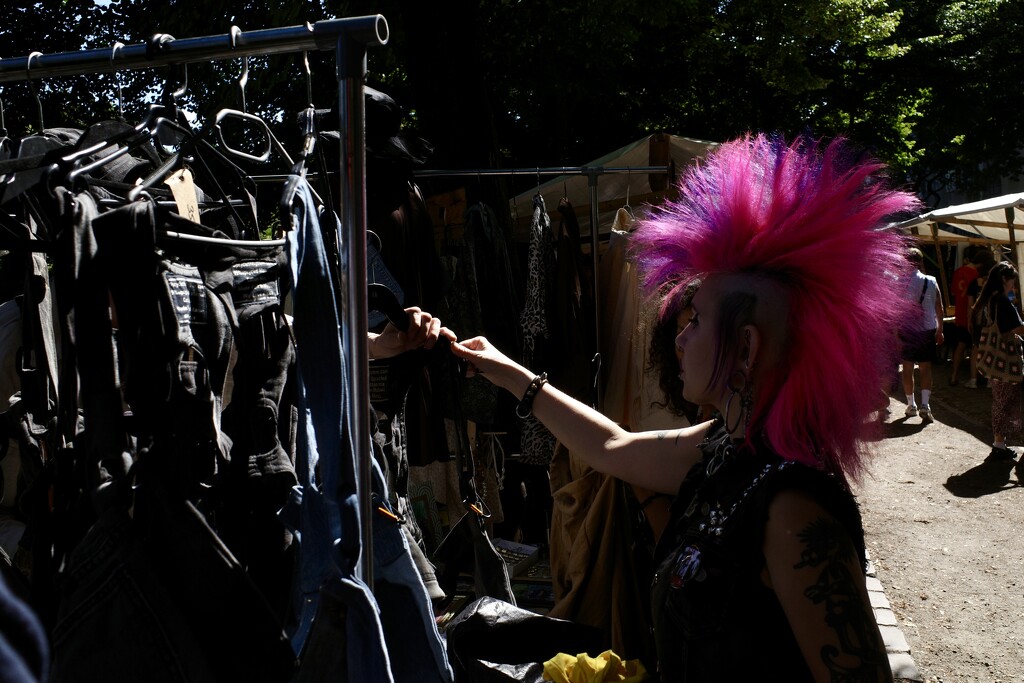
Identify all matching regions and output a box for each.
[451,134,918,681]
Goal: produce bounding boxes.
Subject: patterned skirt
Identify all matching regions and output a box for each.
[990,379,1022,436]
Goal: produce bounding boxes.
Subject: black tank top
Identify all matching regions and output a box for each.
[650,422,866,682]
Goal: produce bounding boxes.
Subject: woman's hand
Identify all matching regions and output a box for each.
[369,307,455,359]
[451,336,533,398]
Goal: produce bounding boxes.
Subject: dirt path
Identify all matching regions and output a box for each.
[856,362,1024,682]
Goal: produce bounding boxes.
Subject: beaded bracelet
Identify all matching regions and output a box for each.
[515,372,549,419]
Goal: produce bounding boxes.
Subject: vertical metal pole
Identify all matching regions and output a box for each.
[930,223,950,316]
[337,34,373,587]
[1008,207,1019,268]
[587,169,602,411]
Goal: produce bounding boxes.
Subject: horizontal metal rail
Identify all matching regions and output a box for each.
[0,16,387,82]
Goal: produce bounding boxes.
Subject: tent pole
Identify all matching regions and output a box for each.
[587,168,602,410]
[931,222,950,316]
[1007,207,1018,267]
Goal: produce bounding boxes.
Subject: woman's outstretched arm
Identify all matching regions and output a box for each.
[451,335,709,494]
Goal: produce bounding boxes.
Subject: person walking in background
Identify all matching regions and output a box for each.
[965,252,996,388]
[970,260,1024,460]
[949,247,979,385]
[899,247,944,422]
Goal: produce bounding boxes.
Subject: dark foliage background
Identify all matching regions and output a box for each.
[1,0,1021,203]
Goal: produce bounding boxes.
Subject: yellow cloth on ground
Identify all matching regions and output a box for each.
[543,650,647,683]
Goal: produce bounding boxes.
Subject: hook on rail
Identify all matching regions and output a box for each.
[229,26,248,113]
[26,51,44,131]
[110,42,125,118]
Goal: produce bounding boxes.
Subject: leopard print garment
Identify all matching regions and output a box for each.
[520,193,553,365]
[519,193,558,465]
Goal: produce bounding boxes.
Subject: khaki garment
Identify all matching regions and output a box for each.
[547,443,655,664]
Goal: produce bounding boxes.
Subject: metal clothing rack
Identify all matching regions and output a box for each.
[415,164,672,410]
[0,16,387,585]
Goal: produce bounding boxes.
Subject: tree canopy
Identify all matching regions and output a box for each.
[0,0,1020,202]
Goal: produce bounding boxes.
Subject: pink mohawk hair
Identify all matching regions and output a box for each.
[633,134,920,481]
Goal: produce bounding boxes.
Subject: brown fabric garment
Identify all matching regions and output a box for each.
[547,443,655,664]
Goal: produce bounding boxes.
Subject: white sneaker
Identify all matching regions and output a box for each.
[905,404,918,417]
[964,378,978,389]
[920,405,933,422]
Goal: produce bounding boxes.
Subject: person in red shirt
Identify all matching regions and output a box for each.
[949,247,979,385]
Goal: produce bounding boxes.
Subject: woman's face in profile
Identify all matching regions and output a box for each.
[676,286,721,406]
[674,308,692,365]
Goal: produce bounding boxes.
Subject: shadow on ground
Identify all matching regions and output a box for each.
[943,456,1019,498]
[882,418,930,439]
[884,359,1024,498]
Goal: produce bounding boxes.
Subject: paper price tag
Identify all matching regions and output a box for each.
[164,167,201,223]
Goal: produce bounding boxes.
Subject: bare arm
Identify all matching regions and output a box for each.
[934,286,945,344]
[763,490,893,683]
[450,336,708,493]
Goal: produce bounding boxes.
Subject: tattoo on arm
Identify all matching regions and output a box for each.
[656,431,666,441]
[794,517,888,680]
[675,429,682,446]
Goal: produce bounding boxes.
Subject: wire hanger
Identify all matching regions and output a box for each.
[290,49,317,178]
[110,42,125,119]
[303,49,313,110]
[229,26,248,113]
[26,51,45,132]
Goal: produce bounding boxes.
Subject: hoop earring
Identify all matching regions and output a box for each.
[723,369,748,435]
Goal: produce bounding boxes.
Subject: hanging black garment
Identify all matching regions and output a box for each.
[550,198,595,404]
[464,202,522,361]
[429,348,514,605]
[47,191,296,682]
[368,342,458,601]
[435,206,500,426]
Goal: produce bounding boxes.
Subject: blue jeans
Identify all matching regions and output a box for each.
[283,176,393,681]
[371,460,452,682]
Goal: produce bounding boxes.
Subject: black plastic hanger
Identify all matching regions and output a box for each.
[367,282,411,330]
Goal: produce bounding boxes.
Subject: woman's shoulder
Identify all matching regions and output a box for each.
[753,458,866,563]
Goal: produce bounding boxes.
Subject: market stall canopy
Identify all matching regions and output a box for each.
[898,192,1024,306]
[509,134,718,241]
[897,192,1024,243]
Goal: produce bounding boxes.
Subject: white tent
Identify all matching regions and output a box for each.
[897,192,1024,246]
[509,134,719,242]
[897,192,1024,311]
